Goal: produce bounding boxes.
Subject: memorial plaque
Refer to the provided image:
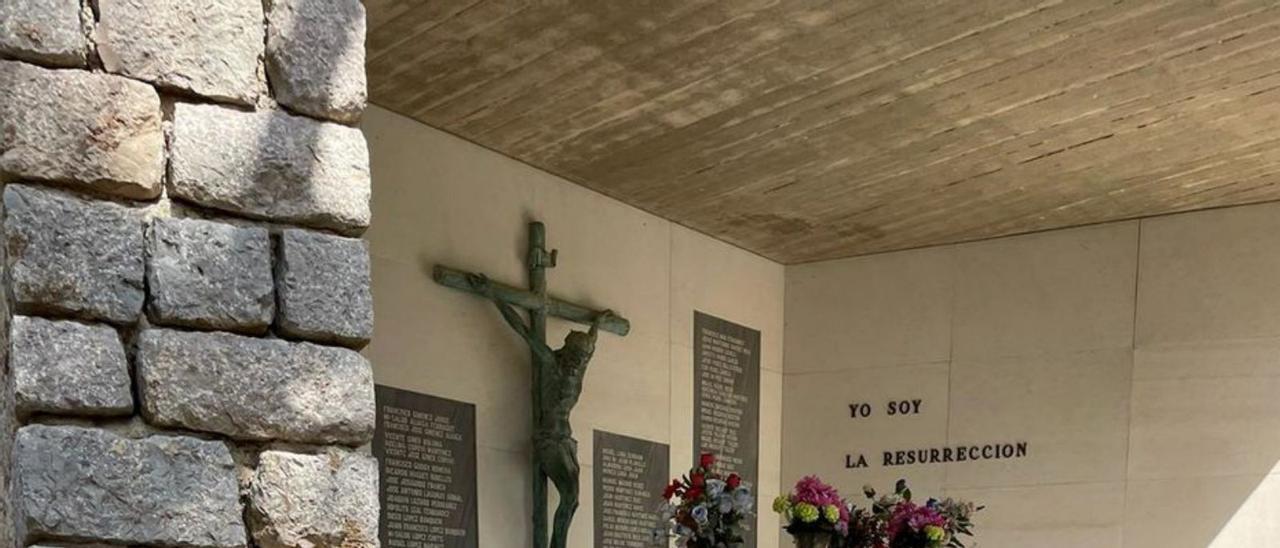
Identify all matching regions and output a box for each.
[692,311,760,548]
[593,430,670,548]
[373,385,478,548]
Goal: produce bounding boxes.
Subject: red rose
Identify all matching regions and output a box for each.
[684,486,703,501]
[663,480,681,500]
[699,453,716,469]
[690,473,705,488]
[727,473,742,489]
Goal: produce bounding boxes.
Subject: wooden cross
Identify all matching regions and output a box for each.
[433,221,629,548]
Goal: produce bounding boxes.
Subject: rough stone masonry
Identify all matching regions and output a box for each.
[0,0,377,547]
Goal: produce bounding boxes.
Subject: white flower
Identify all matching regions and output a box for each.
[706,478,727,498]
[658,502,678,521]
[674,524,694,545]
[717,492,734,514]
[732,488,754,513]
[691,504,710,525]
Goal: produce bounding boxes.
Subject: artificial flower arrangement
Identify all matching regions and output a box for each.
[771,476,851,540]
[653,453,756,547]
[845,480,981,548]
[771,479,981,548]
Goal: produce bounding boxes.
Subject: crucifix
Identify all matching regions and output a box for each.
[433,221,630,548]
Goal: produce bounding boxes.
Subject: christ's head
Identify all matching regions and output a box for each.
[561,330,596,365]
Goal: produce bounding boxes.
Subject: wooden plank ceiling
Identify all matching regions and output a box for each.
[366,0,1280,264]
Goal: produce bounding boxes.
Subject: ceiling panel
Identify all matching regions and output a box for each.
[367,0,1280,263]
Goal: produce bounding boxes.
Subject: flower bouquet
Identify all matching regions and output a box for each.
[842,480,981,548]
[771,476,849,548]
[653,453,755,547]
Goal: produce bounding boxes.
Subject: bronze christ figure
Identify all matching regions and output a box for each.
[469,273,613,548]
[432,221,630,548]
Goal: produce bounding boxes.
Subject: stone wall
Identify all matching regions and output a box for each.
[0,1,377,547]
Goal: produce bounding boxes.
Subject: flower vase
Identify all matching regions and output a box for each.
[791,531,834,548]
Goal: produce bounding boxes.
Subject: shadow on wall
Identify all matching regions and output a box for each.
[261,0,371,456]
[1123,396,1280,548]
[168,0,369,235]
[1213,468,1280,546]
[1197,469,1280,548]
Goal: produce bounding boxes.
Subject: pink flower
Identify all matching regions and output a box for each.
[791,476,842,507]
[886,503,946,542]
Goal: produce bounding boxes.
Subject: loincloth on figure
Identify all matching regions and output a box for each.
[533,431,580,482]
[534,431,578,455]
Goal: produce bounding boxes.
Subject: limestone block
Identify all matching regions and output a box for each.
[12,425,247,548]
[4,184,145,324]
[137,328,376,445]
[148,218,274,333]
[0,0,89,67]
[953,222,1139,360]
[95,0,263,105]
[266,0,367,123]
[10,316,132,417]
[1136,202,1280,346]
[170,103,372,233]
[0,60,163,199]
[277,229,373,348]
[249,450,379,548]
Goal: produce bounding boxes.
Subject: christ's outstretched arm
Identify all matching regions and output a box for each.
[587,309,614,345]
[495,299,534,343]
[469,273,554,360]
